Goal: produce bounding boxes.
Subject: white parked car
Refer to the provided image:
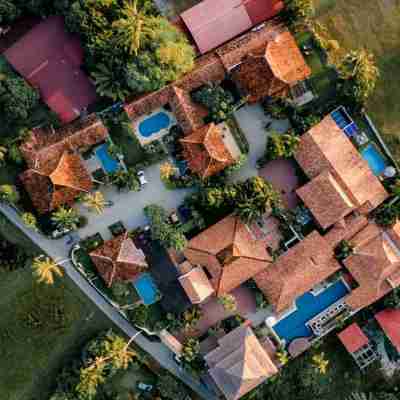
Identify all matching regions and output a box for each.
[137,382,153,392]
[137,170,148,186]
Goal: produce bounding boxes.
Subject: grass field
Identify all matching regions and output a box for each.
[314,0,400,159]
[0,215,111,400]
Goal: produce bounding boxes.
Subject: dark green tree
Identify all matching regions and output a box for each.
[0,0,20,24]
[157,373,188,400]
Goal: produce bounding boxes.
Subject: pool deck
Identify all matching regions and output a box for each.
[133,108,176,145]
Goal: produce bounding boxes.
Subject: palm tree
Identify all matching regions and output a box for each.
[83,192,107,214]
[51,206,80,231]
[160,162,177,181]
[112,0,158,56]
[0,184,19,204]
[218,294,237,313]
[21,212,38,232]
[32,255,64,285]
[311,352,329,374]
[0,145,7,164]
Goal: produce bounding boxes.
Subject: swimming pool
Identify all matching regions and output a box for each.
[133,273,159,305]
[360,144,387,176]
[138,111,171,138]
[273,279,349,345]
[95,143,120,174]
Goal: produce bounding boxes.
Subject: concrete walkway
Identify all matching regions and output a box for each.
[231,104,291,181]
[76,160,193,240]
[0,204,216,400]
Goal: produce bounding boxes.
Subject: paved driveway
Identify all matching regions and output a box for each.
[231,104,291,181]
[76,160,193,240]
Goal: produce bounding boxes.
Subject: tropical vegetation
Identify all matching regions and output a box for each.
[263,131,300,162]
[51,206,80,231]
[82,192,107,214]
[218,294,237,313]
[110,168,140,192]
[0,184,19,204]
[32,255,64,285]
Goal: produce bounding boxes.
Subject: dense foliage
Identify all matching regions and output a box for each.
[200,177,281,223]
[63,0,195,100]
[144,204,187,251]
[192,84,236,123]
[282,0,315,27]
[0,233,33,271]
[264,132,300,162]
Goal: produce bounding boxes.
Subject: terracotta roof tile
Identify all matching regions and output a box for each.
[375,309,400,352]
[180,123,235,178]
[205,325,278,400]
[178,266,215,303]
[90,233,148,287]
[338,323,369,353]
[20,151,92,214]
[295,116,388,227]
[345,224,400,310]
[297,171,355,229]
[184,215,272,295]
[254,231,341,313]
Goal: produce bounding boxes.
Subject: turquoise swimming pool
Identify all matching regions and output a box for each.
[134,273,159,305]
[273,279,349,345]
[95,143,120,174]
[360,144,387,176]
[138,111,171,138]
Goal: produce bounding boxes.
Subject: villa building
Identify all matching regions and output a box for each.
[90,232,148,287]
[180,123,235,179]
[19,115,108,214]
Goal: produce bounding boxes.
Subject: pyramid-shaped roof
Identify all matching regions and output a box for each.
[205,325,278,400]
[184,215,272,296]
[90,233,148,287]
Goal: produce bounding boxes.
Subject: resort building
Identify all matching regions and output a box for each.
[204,324,278,400]
[90,232,148,287]
[179,0,284,54]
[4,16,97,124]
[180,123,235,179]
[19,115,108,214]
[232,29,311,103]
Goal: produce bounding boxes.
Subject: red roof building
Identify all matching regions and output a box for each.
[4,16,97,124]
[180,0,283,54]
[180,123,235,178]
[375,309,400,353]
[90,233,148,287]
[338,323,369,353]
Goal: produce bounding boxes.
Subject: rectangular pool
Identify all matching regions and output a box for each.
[360,143,387,176]
[273,279,349,345]
[138,111,171,138]
[95,143,120,174]
[133,273,159,305]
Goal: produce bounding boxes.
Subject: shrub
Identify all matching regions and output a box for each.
[334,240,354,260]
[264,132,300,162]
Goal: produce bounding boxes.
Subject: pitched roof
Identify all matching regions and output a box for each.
[184,215,272,296]
[205,325,278,400]
[180,0,283,54]
[295,115,388,227]
[344,223,400,310]
[338,323,369,353]
[178,265,215,303]
[20,114,108,171]
[297,171,355,230]
[180,123,235,178]
[232,29,311,102]
[375,309,400,352]
[254,231,341,313]
[4,16,97,123]
[20,151,92,214]
[90,233,148,287]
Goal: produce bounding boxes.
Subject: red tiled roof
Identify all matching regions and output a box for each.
[181,0,283,54]
[375,309,400,352]
[184,215,272,296]
[90,233,148,287]
[344,223,400,310]
[4,16,97,123]
[20,151,92,214]
[205,325,278,400]
[295,116,388,228]
[297,171,355,230]
[254,231,341,313]
[20,114,108,171]
[180,122,235,178]
[338,323,369,353]
[178,265,215,304]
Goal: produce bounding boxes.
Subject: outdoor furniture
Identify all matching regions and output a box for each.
[108,220,126,237]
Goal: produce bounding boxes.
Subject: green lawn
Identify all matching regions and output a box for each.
[313,0,400,159]
[0,215,111,400]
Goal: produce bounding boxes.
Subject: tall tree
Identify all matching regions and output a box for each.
[83,192,107,214]
[51,206,80,231]
[32,255,63,285]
